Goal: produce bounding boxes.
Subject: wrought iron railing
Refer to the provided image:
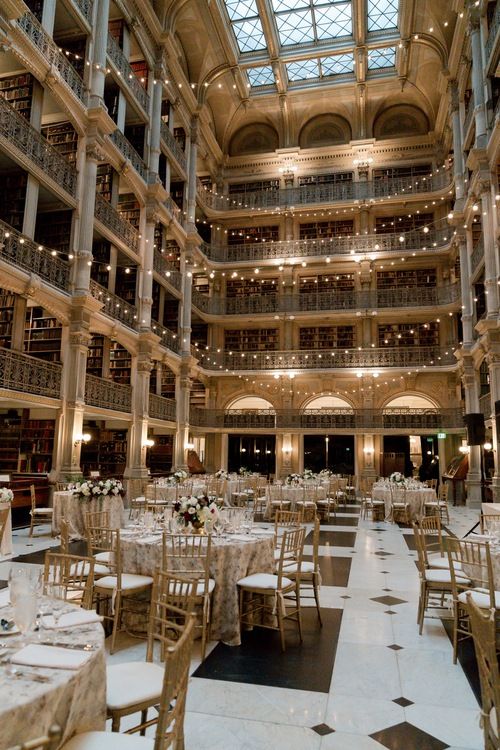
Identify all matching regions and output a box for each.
[153,252,182,290]
[109,129,148,182]
[195,346,456,371]
[149,393,176,421]
[89,280,139,330]
[189,407,464,430]
[486,0,500,62]
[17,12,87,103]
[197,171,452,212]
[106,34,149,113]
[94,194,139,253]
[0,220,70,291]
[0,346,61,398]
[0,95,77,197]
[85,373,131,412]
[73,0,93,23]
[479,392,492,419]
[165,194,182,222]
[471,234,484,275]
[160,122,187,171]
[151,319,180,352]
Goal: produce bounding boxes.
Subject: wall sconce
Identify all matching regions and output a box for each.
[363,447,374,454]
[483,442,493,450]
[282,446,291,455]
[459,445,470,453]
[279,161,298,180]
[143,438,155,448]
[185,442,195,450]
[74,433,91,447]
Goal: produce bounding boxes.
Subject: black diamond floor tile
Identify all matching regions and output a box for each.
[305,530,357,547]
[370,596,407,607]
[387,644,403,651]
[311,723,335,736]
[392,697,414,708]
[442,619,481,705]
[370,721,449,749]
[384,610,397,615]
[194,607,342,693]
[373,551,394,556]
[302,555,351,587]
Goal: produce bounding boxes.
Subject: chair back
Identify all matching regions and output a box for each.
[59,518,69,555]
[86,525,119,578]
[311,516,321,572]
[269,484,283,501]
[438,483,449,503]
[0,507,9,546]
[276,526,305,588]
[411,521,429,573]
[43,552,94,609]
[6,726,61,750]
[445,537,495,603]
[162,533,211,594]
[274,509,303,527]
[146,570,197,662]
[481,512,500,534]
[30,484,36,512]
[419,515,444,556]
[389,483,406,504]
[84,510,111,530]
[153,615,196,750]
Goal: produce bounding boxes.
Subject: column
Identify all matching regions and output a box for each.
[449,80,465,201]
[186,115,198,230]
[123,343,155,498]
[148,72,163,179]
[461,357,482,508]
[361,433,377,482]
[22,81,45,238]
[74,143,102,292]
[139,204,157,331]
[487,349,500,500]
[174,368,191,470]
[89,0,110,105]
[469,9,487,148]
[480,180,499,318]
[458,232,474,345]
[179,250,193,354]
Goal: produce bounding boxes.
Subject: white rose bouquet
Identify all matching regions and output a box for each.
[215,470,229,480]
[0,487,13,503]
[173,494,220,530]
[389,472,405,485]
[172,469,188,484]
[286,473,302,486]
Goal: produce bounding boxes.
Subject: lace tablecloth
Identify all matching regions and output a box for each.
[0,601,106,749]
[372,486,435,520]
[0,501,12,556]
[52,491,124,539]
[120,531,274,645]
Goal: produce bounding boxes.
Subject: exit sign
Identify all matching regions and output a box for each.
[437,433,446,439]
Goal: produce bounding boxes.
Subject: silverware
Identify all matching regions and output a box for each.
[37,640,96,651]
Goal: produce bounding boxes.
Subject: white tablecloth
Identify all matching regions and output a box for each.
[0,599,105,749]
[0,501,12,556]
[372,485,436,521]
[52,491,124,539]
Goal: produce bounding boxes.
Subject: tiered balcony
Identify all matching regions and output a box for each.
[17,12,87,104]
[0,347,61,399]
[151,320,180,353]
[94,194,139,253]
[106,34,149,114]
[73,0,94,24]
[0,220,70,292]
[85,373,132,412]
[153,252,181,291]
[197,171,452,213]
[195,346,456,372]
[485,0,500,71]
[149,393,176,421]
[190,407,464,431]
[160,122,187,173]
[479,392,492,419]
[470,234,484,277]
[0,95,77,198]
[165,194,182,223]
[109,129,148,182]
[89,280,139,330]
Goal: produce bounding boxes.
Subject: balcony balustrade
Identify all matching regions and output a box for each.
[200,225,451,264]
[17,12,87,104]
[149,393,176,421]
[164,194,182,223]
[197,171,452,213]
[0,96,77,197]
[94,194,139,253]
[190,407,464,430]
[89,280,139,330]
[85,373,131,412]
[109,129,148,182]
[106,34,149,113]
[0,220,70,292]
[0,346,61,399]
[196,346,456,371]
[486,0,500,64]
[160,122,187,172]
[471,234,484,276]
[73,0,93,24]
[151,319,180,352]
[153,252,181,290]
[479,392,492,419]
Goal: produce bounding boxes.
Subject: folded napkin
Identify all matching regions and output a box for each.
[228,534,255,542]
[0,589,10,608]
[11,643,93,670]
[41,609,102,630]
[252,528,274,535]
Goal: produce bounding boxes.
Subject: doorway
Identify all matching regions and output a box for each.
[304,435,354,474]
[228,435,276,476]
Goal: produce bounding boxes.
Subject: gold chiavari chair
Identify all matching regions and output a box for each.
[294,484,317,522]
[238,526,305,651]
[7,726,61,750]
[84,510,111,530]
[466,594,500,750]
[106,571,197,734]
[29,484,53,537]
[316,495,334,522]
[60,615,196,750]
[445,537,500,664]
[426,478,438,491]
[162,532,215,661]
[0,506,10,549]
[43,552,95,610]
[482,513,500,534]
[89,527,154,654]
[267,483,291,520]
[359,477,382,520]
[418,515,449,570]
[424,483,450,523]
[389,484,411,524]
[283,516,322,625]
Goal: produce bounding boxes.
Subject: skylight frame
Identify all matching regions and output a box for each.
[271,0,353,49]
[223,0,268,54]
[285,51,354,83]
[367,46,397,70]
[247,65,277,88]
[367,0,399,34]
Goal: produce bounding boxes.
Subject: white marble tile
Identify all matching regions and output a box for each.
[320,731,386,749]
[397,648,479,710]
[330,642,401,700]
[324,693,404,735]
[338,610,394,646]
[405,704,482,749]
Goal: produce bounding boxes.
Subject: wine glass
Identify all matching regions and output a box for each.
[13,591,38,644]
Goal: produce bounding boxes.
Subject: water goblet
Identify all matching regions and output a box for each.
[13,591,38,645]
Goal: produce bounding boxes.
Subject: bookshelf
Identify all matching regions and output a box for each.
[224,328,279,351]
[0,292,15,349]
[24,305,62,363]
[227,225,279,246]
[147,435,173,475]
[87,334,104,377]
[41,122,78,164]
[130,60,148,90]
[91,241,110,287]
[104,85,120,123]
[378,322,439,347]
[161,368,176,399]
[118,194,141,229]
[124,124,145,159]
[0,73,34,120]
[34,210,73,257]
[96,164,114,202]
[170,182,185,210]
[375,212,433,234]
[299,326,355,349]
[299,219,354,239]
[299,273,354,294]
[53,37,86,78]
[0,410,55,475]
[226,278,278,297]
[173,127,186,151]
[109,341,131,384]
[228,179,279,194]
[298,171,353,186]
[191,322,207,349]
[373,164,432,180]
[108,19,124,43]
[25,0,43,20]
[377,268,437,289]
[115,266,137,304]
[0,173,27,230]
[80,425,127,477]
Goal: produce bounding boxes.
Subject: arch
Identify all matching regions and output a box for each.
[373,104,429,140]
[302,395,354,410]
[383,393,439,410]
[299,114,352,149]
[228,123,279,156]
[226,396,275,411]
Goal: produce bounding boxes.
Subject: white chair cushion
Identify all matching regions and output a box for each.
[392,502,409,508]
[94,574,153,591]
[94,551,111,563]
[458,587,500,609]
[424,569,471,584]
[69,562,110,577]
[372,500,385,506]
[237,572,293,589]
[316,499,330,505]
[31,508,53,515]
[107,661,164,710]
[490,706,498,739]
[196,579,215,596]
[61,732,154,749]
[283,561,315,576]
[295,501,316,507]
[271,500,291,506]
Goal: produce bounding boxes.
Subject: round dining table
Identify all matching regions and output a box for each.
[372,483,436,521]
[52,490,124,540]
[0,599,106,749]
[120,529,275,646]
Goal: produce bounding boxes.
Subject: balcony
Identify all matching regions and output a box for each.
[85,373,131,412]
[165,194,182,223]
[109,129,148,182]
[17,12,87,104]
[200,225,452,264]
[160,122,187,172]
[197,171,452,213]
[0,96,77,198]
[190,407,464,430]
[479,392,492,420]
[191,284,460,317]
[106,35,149,114]
[94,194,139,253]
[0,346,61,399]
[89,280,139,330]
[470,234,484,277]
[153,252,181,291]
[73,0,94,24]
[151,319,180,353]
[486,0,500,69]
[0,220,70,292]
[149,393,176,421]
[195,346,456,372]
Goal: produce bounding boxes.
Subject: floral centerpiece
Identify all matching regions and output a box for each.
[238,467,251,476]
[0,487,13,503]
[389,472,406,485]
[286,473,302,486]
[215,469,229,480]
[303,468,316,480]
[73,478,123,500]
[173,494,220,531]
[171,469,188,484]
[319,469,333,478]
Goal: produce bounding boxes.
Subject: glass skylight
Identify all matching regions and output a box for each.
[272,0,352,47]
[224,0,267,53]
[367,46,396,70]
[247,66,276,87]
[286,52,353,81]
[367,0,398,33]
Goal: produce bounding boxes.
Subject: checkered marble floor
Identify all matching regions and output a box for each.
[0,503,484,750]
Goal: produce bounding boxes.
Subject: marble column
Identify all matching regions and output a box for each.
[458,232,474,345]
[469,9,487,148]
[186,116,198,230]
[124,340,155,498]
[461,358,482,507]
[74,143,102,292]
[89,0,110,105]
[449,80,465,201]
[487,350,500,500]
[480,180,499,318]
